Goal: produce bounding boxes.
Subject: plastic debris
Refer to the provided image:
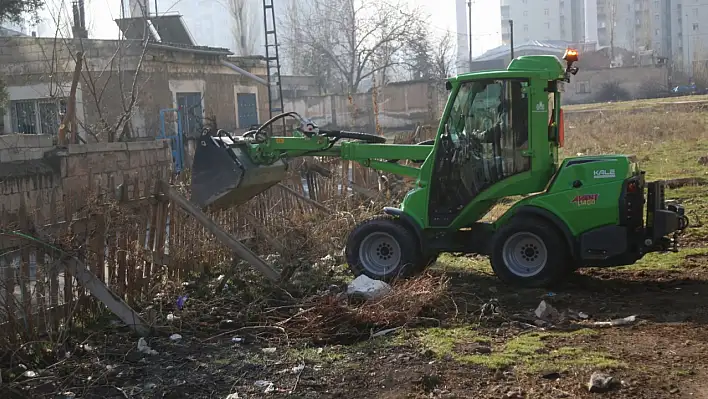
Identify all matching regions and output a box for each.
[592,315,637,327]
[346,275,392,300]
[262,347,277,354]
[254,380,275,393]
[137,338,158,355]
[534,300,560,322]
[169,334,182,341]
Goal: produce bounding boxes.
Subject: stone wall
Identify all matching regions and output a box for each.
[0,134,171,221]
[0,134,59,214]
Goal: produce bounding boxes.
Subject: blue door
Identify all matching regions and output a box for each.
[237,93,259,128]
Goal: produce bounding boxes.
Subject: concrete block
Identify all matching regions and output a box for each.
[0,148,24,162]
[66,145,88,155]
[129,151,144,169]
[90,142,130,153]
[0,135,28,150]
[37,135,54,148]
[23,148,46,161]
[126,140,168,152]
[65,154,90,177]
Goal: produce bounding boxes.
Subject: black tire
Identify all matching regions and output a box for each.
[490,216,570,288]
[346,215,424,282]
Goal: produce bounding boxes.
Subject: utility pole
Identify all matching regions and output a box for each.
[509,19,515,59]
[467,0,472,71]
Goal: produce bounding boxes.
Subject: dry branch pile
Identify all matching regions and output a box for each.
[277,274,449,344]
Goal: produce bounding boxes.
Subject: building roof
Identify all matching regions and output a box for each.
[474,40,571,61]
[115,15,231,56]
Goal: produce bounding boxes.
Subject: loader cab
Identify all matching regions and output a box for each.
[428,72,563,228]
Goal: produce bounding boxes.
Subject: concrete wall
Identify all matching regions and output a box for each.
[283,80,446,132]
[0,37,269,140]
[0,135,59,214]
[563,65,670,104]
[0,134,171,221]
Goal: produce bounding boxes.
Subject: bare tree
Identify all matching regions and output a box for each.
[431,30,456,80]
[281,0,424,93]
[0,0,42,24]
[403,24,455,81]
[29,3,153,142]
[229,0,259,56]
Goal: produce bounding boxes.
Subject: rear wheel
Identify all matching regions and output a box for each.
[346,215,424,282]
[490,216,570,288]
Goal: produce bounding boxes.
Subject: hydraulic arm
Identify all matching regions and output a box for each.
[190,111,432,211]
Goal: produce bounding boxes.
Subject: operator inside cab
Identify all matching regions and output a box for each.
[439,78,532,199]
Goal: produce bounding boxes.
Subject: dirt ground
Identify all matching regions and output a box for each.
[3,107,708,398]
[5,251,708,399]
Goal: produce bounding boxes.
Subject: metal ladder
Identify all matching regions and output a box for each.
[263,0,285,130]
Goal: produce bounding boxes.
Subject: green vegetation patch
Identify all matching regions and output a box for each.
[417,326,623,372]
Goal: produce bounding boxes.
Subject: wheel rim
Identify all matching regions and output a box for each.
[501,232,548,277]
[358,232,402,276]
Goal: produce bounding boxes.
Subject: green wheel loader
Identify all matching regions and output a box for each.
[190,49,689,288]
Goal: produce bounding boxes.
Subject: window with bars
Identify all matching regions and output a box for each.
[9,98,66,135]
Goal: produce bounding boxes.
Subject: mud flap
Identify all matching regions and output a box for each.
[190,135,287,211]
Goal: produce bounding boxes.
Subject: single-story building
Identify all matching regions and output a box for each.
[0,13,271,141]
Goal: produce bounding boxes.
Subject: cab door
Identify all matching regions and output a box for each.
[428,78,531,227]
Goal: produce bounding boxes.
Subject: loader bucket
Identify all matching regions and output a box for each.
[190,135,287,211]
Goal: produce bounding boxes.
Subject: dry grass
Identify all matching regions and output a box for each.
[563,110,708,157]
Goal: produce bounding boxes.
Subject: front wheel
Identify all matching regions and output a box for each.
[346,215,424,282]
[490,216,571,288]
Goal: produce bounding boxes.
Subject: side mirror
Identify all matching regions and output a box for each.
[445,81,452,91]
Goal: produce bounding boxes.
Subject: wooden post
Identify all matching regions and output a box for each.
[158,180,281,282]
[61,256,151,336]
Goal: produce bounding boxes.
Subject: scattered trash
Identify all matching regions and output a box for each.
[587,372,619,393]
[225,393,240,399]
[346,275,392,300]
[144,382,158,390]
[176,295,188,310]
[231,337,243,343]
[262,347,277,354]
[137,338,158,355]
[371,327,401,338]
[534,300,560,322]
[220,319,237,329]
[480,299,502,318]
[169,334,182,341]
[593,315,637,327]
[291,363,305,374]
[22,370,37,378]
[254,380,275,393]
[166,313,177,322]
[578,312,589,319]
[541,371,561,380]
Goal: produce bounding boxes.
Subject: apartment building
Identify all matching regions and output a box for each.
[499,0,586,44]
[493,0,708,73]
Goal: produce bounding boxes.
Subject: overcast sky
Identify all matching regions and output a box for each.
[26,0,501,58]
